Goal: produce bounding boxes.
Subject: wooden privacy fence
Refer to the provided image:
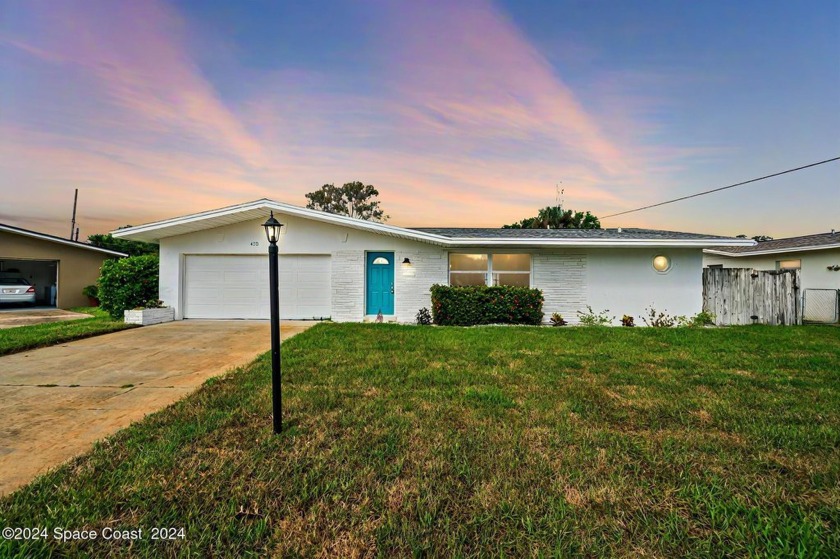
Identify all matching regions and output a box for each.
[703,268,801,325]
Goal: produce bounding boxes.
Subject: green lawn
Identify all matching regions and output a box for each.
[0,307,135,356]
[1,324,838,557]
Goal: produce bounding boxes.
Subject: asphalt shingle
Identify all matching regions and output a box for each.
[410,227,737,240]
[707,231,840,254]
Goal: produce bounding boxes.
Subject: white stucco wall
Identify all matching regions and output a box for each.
[158,214,707,324]
[704,248,840,291]
[394,250,448,323]
[587,248,703,325]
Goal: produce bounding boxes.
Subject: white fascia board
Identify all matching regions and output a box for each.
[446,238,755,248]
[112,200,267,239]
[265,201,448,245]
[112,199,451,246]
[704,243,840,257]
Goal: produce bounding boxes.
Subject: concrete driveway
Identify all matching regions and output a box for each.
[0,308,92,329]
[0,320,315,495]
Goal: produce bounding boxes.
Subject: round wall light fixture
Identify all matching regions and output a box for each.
[652,255,671,273]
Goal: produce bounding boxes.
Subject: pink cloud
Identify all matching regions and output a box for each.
[0,0,702,235]
[376,0,636,176]
[6,0,263,166]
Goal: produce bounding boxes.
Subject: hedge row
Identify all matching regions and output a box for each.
[430,284,544,326]
[98,255,160,319]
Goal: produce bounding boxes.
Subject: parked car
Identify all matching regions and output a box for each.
[0,273,36,305]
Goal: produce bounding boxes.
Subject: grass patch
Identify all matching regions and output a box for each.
[0,307,135,356]
[1,324,838,557]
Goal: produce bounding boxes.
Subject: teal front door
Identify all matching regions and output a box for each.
[366,252,394,315]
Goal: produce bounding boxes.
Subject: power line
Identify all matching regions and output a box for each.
[601,156,840,219]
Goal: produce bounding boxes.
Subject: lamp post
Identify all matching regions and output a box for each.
[262,211,284,434]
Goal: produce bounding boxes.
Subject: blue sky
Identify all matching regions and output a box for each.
[1,0,837,237]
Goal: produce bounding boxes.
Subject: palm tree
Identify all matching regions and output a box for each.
[505,206,601,229]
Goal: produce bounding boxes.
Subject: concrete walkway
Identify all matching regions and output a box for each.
[0,320,315,495]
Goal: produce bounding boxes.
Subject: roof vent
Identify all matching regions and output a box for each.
[832,229,836,235]
[617,227,622,233]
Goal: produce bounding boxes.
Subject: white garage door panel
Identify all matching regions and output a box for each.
[184,255,331,319]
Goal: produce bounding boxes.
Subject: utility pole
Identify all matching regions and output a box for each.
[70,189,78,240]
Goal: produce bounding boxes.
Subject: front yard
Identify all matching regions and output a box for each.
[0,307,135,356]
[1,324,837,557]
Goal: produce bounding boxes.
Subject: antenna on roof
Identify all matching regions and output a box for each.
[70,188,78,240]
[555,183,564,207]
[75,227,80,242]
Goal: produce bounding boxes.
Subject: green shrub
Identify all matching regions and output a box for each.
[416,307,432,325]
[82,285,98,299]
[642,307,684,328]
[550,312,567,326]
[687,311,716,327]
[98,255,160,319]
[430,285,544,326]
[577,306,614,326]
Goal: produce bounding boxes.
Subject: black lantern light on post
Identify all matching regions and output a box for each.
[263,211,284,434]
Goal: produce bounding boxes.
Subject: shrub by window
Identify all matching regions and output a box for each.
[430,284,543,326]
[98,254,160,319]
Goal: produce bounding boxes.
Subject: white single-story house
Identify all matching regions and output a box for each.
[703,231,840,291]
[113,199,753,324]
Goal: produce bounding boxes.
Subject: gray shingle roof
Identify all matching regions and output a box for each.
[411,227,737,241]
[707,231,840,255]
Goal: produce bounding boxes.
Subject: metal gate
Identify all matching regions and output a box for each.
[803,289,840,323]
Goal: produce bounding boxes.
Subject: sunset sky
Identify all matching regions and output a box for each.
[1,0,838,239]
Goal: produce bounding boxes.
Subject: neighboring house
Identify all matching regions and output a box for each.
[112,199,752,324]
[703,231,840,291]
[0,223,127,308]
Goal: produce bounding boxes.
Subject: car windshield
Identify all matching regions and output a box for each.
[0,278,31,285]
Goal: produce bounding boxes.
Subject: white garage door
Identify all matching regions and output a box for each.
[184,255,331,319]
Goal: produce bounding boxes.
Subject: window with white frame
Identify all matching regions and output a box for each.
[449,254,531,287]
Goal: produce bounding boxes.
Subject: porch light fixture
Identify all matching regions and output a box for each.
[263,211,283,243]
[402,257,411,265]
[262,211,285,434]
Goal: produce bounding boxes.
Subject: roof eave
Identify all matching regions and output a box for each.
[447,238,755,248]
[111,199,753,248]
[704,243,840,257]
[0,225,127,257]
[112,199,451,246]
